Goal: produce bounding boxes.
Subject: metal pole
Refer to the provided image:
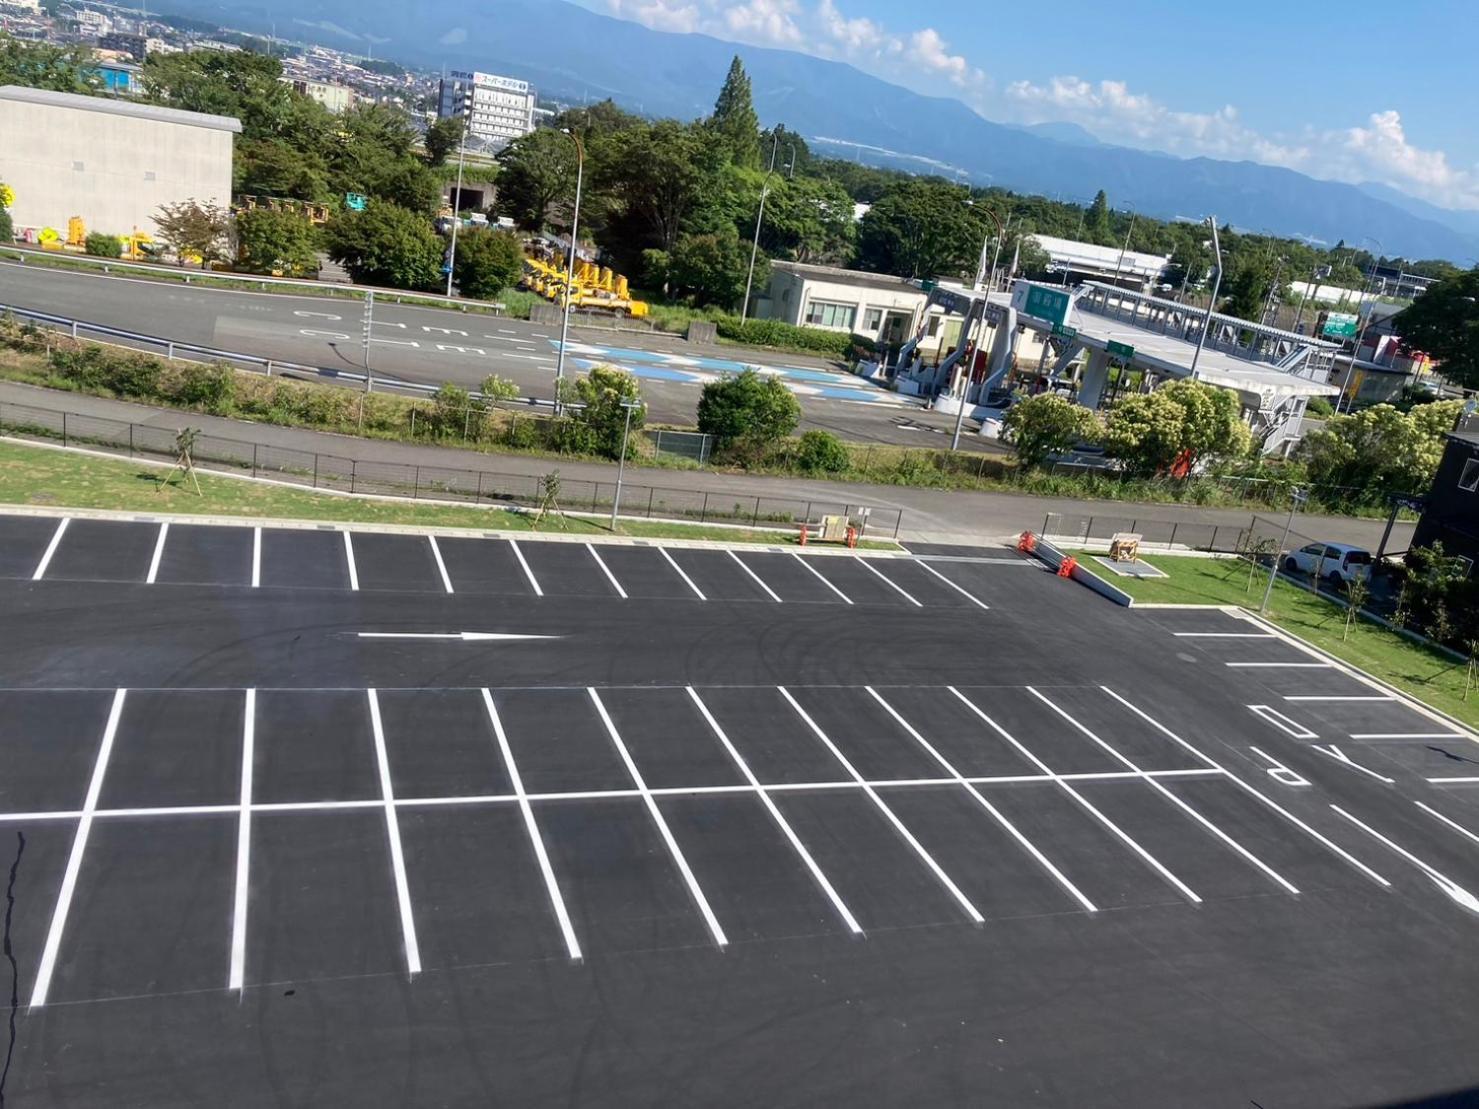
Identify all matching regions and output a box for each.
[988,212,1010,293]
[445,104,470,297]
[950,302,984,451]
[1110,209,1135,288]
[1292,266,1317,334]
[610,402,636,530]
[361,289,374,393]
[742,138,779,323]
[971,204,1002,292]
[554,131,584,409]
[1189,216,1222,381]
[1260,489,1303,614]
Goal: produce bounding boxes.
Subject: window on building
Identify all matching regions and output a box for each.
[927,316,941,337]
[1460,458,1479,493]
[863,308,883,333]
[803,300,857,329]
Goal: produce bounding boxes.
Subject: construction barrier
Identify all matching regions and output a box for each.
[1018,533,1135,608]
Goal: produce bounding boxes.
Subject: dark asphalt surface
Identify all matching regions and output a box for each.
[2,512,1478,1106]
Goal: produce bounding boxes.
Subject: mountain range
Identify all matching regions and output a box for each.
[160,0,1479,263]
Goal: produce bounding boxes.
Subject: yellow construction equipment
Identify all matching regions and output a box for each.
[67,217,86,248]
[521,247,649,319]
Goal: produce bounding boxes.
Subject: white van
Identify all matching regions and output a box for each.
[1283,542,1373,585]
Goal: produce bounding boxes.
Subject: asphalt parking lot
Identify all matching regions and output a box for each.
[3,511,1479,1106]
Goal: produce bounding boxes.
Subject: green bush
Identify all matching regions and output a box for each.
[712,317,864,358]
[697,368,801,458]
[1306,397,1335,418]
[175,362,237,415]
[49,344,112,390]
[83,233,124,258]
[106,353,163,398]
[793,429,850,474]
[0,208,12,244]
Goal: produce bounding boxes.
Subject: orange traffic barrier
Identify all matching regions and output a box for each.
[846,526,859,549]
[1057,556,1077,578]
[798,524,808,546]
[1017,531,1037,554]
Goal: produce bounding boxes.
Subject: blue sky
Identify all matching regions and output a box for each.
[581,0,1479,211]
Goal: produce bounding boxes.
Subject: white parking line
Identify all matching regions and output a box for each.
[1416,801,1479,846]
[1331,805,1479,912]
[1426,777,1479,785]
[914,560,990,611]
[728,551,782,603]
[687,687,862,934]
[229,689,255,991]
[792,554,852,604]
[1029,688,1299,896]
[1285,695,1394,702]
[1249,705,1318,739]
[586,544,627,599]
[31,517,69,581]
[780,687,985,924]
[1174,632,1275,638]
[1351,733,1464,740]
[481,690,580,960]
[343,531,359,591]
[508,539,543,596]
[367,689,422,976]
[855,557,921,606]
[660,548,707,600]
[145,522,169,584]
[589,688,729,948]
[1227,662,1332,669]
[251,527,262,588]
[865,687,1098,913]
[427,536,454,594]
[31,688,126,1009]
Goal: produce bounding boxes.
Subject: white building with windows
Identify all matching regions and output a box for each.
[755,261,930,348]
[437,70,536,147]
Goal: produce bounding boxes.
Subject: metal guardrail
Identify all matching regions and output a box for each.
[1042,511,1252,554]
[0,399,905,538]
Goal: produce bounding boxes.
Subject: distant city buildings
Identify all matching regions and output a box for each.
[438,70,536,148]
[289,78,357,114]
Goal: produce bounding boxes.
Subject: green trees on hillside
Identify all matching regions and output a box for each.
[323,200,443,290]
[1395,268,1479,390]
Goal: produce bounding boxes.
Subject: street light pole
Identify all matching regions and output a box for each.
[970,202,1003,292]
[1339,237,1383,415]
[742,138,780,323]
[553,128,585,409]
[1261,487,1306,614]
[949,300,985,451]
[444,99,471,298]
[1189,216,1223,381]
[360,289,374,393]
[1109,208,1137,288]
[610,399,641,529]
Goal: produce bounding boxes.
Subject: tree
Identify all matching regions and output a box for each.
[235,208,320,277]
[1102,380,1251,475]
[855,179,985,280]
[794,429,850,473]
[323,200,444,290]
[1002,395,1103,469]
[1395,267,1479,390]
[1300,400,1460,497]
[557,365,645,459]
[423,117,464,167]
[696,368,801,457]
[0,34,98,93]
[762,175,856,264]
[496,128,578,231]
[1085,190,1111,244]
[452,228,525,299]
[666,229,758,309]
[153,200,234,267]
[709,56,761,169]
[1220,252,1279,324]
[598,120,724,269]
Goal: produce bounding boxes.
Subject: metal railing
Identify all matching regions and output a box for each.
[0,400,904,537]
[1041,511,1250,553]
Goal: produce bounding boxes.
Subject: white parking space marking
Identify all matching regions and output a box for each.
[1352,733,1464,740]
[855,557,921,606]
[1100,688,1391,887]
[481,690,580,960]
[31,688,126,1009]
[585,544,627,599]
[32,517,69,581]
[427,536,454,594]
[660,549,707,601]
[1332,805,1479,913]
[251,527,262,589]
[1285,695,1394,702]
[728,551,782,603]
[145,522,169,584]
[1227,662,1333,669]
[1249,705,1318,739]
[589,688,729,948]
[1427,777,1479,785]
[508,540,543,597]
[1312,744,1396,784]
[343,531,360,591]
[1416,802,1479,847]
[294,311,342,320]
[866,687,1098,913]
[914,560,990,610]
[1174,632,1275,638]
[367,690,422,976]
[780,687,985,924]
[1030,689,1298,896]
[687,687,862,935]
[299,329,350,340]
[229,689,255,991]
[792,554,852,604]
[1247,746,1311,787]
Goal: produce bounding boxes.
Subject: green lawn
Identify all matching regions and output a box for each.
[1096,552,1478,727]
[0,439,897,548]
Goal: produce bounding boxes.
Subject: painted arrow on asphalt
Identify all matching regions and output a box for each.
[356,632,561,642]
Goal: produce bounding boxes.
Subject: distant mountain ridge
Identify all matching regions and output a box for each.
[159,0,1479,263]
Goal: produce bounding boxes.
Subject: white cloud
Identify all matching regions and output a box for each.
[606,0,703,34]
[722,0,804,45]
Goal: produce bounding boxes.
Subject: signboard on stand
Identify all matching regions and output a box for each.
[1012,283,1071,327]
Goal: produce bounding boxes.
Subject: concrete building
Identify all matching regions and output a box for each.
[1412,430,1479,571]
[756,261,928,348]
[437,70,536,147]
[290,78,357,114]
[74,8,108,36]
[0,85,239,239]
[98,31,147,62]
[1028,234,1172,291]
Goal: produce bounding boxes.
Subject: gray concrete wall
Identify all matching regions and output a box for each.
[0,98,235,238]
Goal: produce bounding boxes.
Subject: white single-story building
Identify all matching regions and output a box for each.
[754,261,928,348]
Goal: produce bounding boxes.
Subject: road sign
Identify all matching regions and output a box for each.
[920,279,938,292]
[345,192,368,212]
[1322,312,1358,339]
[1023,285,1070,326]
[1107,340,1135,359]
[1051,324,1077,340]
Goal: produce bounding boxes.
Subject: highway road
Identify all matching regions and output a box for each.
[0,262,995,450]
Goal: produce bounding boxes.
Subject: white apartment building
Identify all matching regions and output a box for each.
[437,70,536,147]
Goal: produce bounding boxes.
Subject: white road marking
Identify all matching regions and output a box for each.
[780,687,985,924]
[343,531,359,591]
[496,328,518,335]
[31,517,69,580]
[1331,805,1479,913]
[367,689,422,976]
[914,560,990,610]
[293,310,342,320]
[1351,733,1464,740]
[508,539,542,596]
[436,344,487,356]
[660,548,706,600]
[1285,695,1394,702]
[1312,744,1396,784]
[1227,662,1332,668]
[423,326,469,336]
[229,689,255,991]
[855,557,921,606]
[1247,746,1311,787]
[1100,687,1391,887]
[589,688,729,947]
[370,337,420,348]
[687,687,863,934]
[1426,777,1479,785]
[484,334,534,344]
[1029,688,1299,896]
[1248,705,1318,739]
[1416,801,1479,847]
[298,328,351,340]
[427,536,454,593]
[1174,632,1275,638]
[792,554,851,604]
[31,688,126,1008]
[145,521,169,584]
[482,690,579,958]
[251,527,262,588]
[356,631,557,642]
[728,551,782,602]
[866,687,1098,913]
[586,544,627,599]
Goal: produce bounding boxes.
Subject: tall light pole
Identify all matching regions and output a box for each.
[1188,216,1223,381]
[1340,236,1383,414]
[1109,207,1137,288]
[1292,263,1330,335]
[444,94,472,298]
[741,138,780,323]
[610,399,643,530]
[1261,487,1306,614]
[553,127,585,408]
[969,201,1003,292]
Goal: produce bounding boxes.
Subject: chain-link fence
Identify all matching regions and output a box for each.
[1041,511,1253,554]
[0,400,903,537]
[647,429,713,465]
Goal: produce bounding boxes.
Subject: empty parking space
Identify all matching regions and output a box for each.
[491,688,632,794]
[257,527,351,591]
[0,514,68,578]
[726,552,835,604]
[784,686,947,781]
[917,558,1050,608]
[252,689,378,804]
[41,518,157,583]
[100,689,245,809]
[0,823,77,1005]
[664,549,771,602]
[597,687,746,790]
[432,536,532,597]
[804,556,918,607]
[350,532,444,593]
[0,690,116,813]
[154,525,254,587]
[587,545,689,600]
[868,558,989,609]
[863,686,1042,778]
[1029,686,1210,772]
[1280,698,1457,741]
[376,689,513,799]
[955,687,1127,775]
[694,687,846,785]
[517,541,620,598]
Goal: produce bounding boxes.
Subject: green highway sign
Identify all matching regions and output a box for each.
[345,192,368,212]
[1322,312,1358,339]
[1022,284,1070,326]
[1107,340,1135,359]
[1051,324,1077,340]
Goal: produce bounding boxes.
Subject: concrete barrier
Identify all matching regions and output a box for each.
[1026,534,1136,608]
[529,303,563,326]
[686,320,718,345]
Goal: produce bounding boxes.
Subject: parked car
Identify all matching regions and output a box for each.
[1283,542,1373,584]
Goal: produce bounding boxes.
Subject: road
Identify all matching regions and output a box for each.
[0,261,996,450]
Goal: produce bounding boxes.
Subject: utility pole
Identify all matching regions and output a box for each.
[970,202,1003,292]
[949,300,986,451]
[1109,208,1137,288]
[444,95,472,297]
[742,137,780,323]
[360,290,374,393]
[1189,216,1223,381]
[610,400,642,529]
[553,128,586,409]
[1261,488,1306,614]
